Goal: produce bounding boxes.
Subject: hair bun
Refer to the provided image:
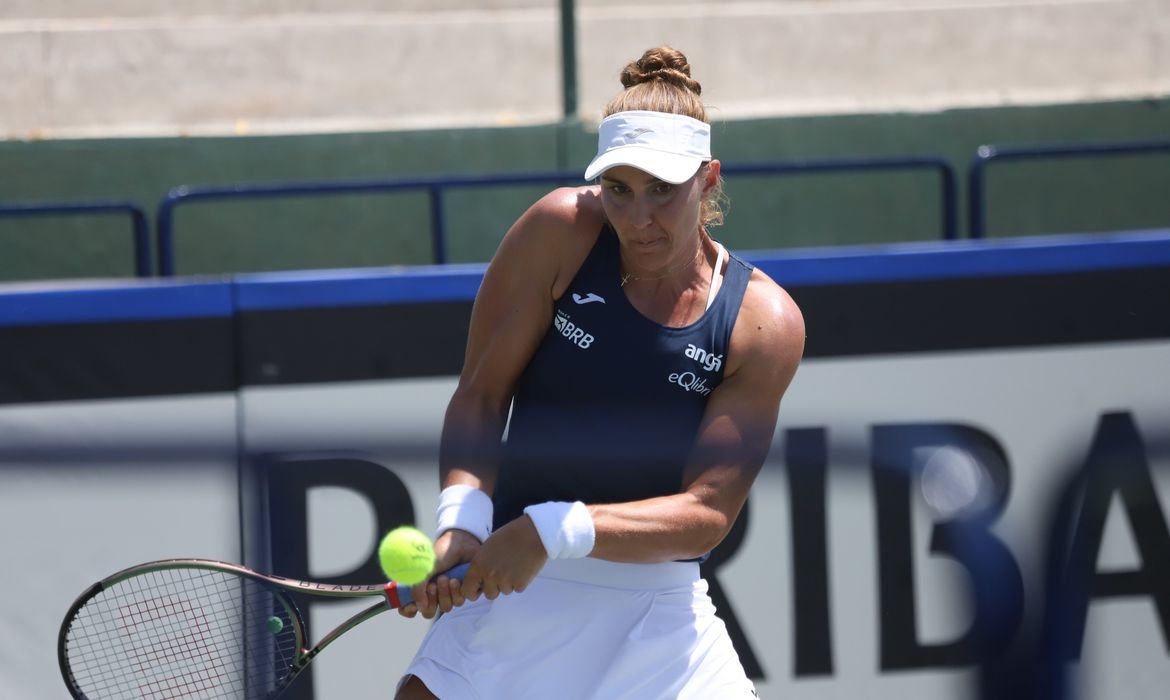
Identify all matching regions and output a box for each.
[620,46,702,96]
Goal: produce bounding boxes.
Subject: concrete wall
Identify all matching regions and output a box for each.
[1,1,1168,282]
[2,0,1168,138]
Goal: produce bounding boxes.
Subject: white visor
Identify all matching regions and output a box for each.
[584,110,712,184]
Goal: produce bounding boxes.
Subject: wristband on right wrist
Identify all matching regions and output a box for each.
[435,484,493,543]
[523,501,596,560]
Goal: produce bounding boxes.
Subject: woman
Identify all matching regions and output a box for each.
[396,46,805,699]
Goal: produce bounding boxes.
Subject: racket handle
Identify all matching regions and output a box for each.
[386,563,472,609]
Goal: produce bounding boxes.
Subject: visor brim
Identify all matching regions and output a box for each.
[584,147,704,185]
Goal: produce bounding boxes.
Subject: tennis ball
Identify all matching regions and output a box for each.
[378,526,435,586]
[267,616,284,634]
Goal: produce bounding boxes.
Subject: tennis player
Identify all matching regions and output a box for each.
[395,46,805,699]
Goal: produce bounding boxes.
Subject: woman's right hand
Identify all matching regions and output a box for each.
[397,528,481,619]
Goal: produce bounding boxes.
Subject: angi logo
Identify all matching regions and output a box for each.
[572,292,606,305]
[554,311,595,349]
[684,344,723,373]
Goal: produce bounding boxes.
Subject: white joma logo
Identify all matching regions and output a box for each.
[572,292,605,305]
[621,127,654,142]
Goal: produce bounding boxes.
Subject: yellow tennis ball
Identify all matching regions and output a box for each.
[378,526,435,586]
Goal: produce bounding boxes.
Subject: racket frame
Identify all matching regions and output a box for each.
[57,557,430,699]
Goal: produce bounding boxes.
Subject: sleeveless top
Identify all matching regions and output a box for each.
[492,225,755,529]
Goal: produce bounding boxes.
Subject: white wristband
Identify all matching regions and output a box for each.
[523,501,596,560]
[435,484,493,543]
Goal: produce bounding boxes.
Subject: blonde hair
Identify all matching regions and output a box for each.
[604,47,726,228]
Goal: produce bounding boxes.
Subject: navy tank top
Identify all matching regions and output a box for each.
[492,225,755,529]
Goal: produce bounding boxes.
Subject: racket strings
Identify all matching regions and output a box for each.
[64,567,299,699]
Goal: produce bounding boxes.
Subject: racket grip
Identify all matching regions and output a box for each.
[387,563,472,609]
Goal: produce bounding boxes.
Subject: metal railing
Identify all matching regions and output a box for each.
[154,157,959,277]
[9,139,1170,279]
[154,170,583,277]
[722,156,958,240]
[968,138,1170,238]
[0,200,152,277]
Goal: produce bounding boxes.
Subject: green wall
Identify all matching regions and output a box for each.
[1,98,1168,281]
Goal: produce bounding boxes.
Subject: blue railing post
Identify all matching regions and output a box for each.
[156,188,187,278]
[940,162,959,241]
[128,206,152,277]
[429,186,448,265]
[968,145,995,239]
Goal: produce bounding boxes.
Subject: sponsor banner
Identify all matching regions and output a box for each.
[235,341,1170,699]
[3,231,1169,697]
[5,354,1167,698]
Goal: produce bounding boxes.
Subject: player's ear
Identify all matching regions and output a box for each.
[700,160,721,196]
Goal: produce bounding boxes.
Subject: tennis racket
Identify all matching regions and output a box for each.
[57,558,469,699]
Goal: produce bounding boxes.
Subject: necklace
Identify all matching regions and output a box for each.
[620,244,705,288]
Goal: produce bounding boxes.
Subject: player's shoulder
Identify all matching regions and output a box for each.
[742,265,803,329]
[732,265,806,368]
[512,185,605,238]
[500,186,607,293]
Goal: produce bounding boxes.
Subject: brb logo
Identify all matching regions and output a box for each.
[554,311,595,349]
[684,344,723,373]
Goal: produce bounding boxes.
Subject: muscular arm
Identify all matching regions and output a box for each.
[440,189,594,493]
[587,272,806,562]
[405,189,602,616]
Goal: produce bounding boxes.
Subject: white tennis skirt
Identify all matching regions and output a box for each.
[399,558,758,700]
